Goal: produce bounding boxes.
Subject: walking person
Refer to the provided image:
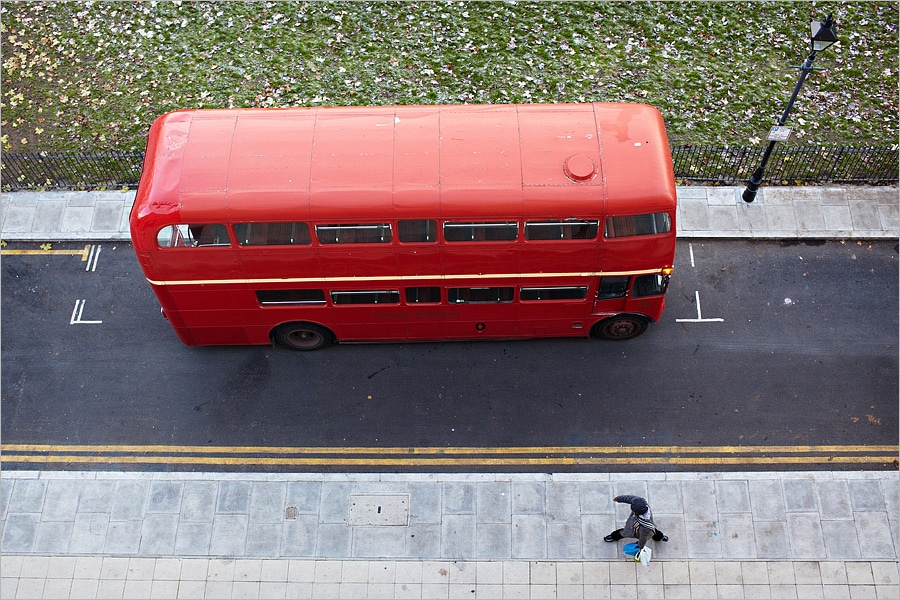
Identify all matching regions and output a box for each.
[604,495,668,549]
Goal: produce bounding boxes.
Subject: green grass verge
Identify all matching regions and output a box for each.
[2,1,897,153]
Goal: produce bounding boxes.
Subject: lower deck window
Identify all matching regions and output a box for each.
[632,274,667,298]
[256,289,326,305]
[521,286,588,301]
[598,276,630,299]
[331,290,400,305]
[449,287,514,304]
[405,287,441,303]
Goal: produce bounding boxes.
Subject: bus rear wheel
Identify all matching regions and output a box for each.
[273,322,334,350]
[592,315,648,341]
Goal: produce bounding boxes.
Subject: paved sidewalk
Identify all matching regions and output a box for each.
[2,470,898,599]
[1,185,898,242]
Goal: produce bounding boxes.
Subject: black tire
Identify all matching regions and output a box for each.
[592,315,649,341]
[273,322,334,350]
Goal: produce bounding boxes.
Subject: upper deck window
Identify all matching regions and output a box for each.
[316,224,392,244]
[605,213,671,238]
[443,222,518,242]
[525,220,599,240]
[399,220,438,243]
[235,223,311,246]
[157,224,230,248]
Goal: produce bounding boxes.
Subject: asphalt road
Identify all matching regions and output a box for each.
[1,239,897,472]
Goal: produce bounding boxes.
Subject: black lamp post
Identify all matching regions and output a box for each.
[742,14,839,203]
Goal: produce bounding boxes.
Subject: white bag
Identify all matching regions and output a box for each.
[636,546,652,566]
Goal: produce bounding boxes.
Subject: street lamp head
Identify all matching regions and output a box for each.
[810,14,838,52]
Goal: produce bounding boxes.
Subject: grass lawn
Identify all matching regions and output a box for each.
[1,1,897,154]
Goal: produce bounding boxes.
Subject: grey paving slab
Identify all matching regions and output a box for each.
[441,514,475,558]
[754,520,791,559]
[139,513,179,555]
[174,521,213,556]
[77,479,116,513]
[280,516,317,557]
[351,526,408,558]
[2,513,38,552]
[511,514,546,559]
[719,514,756,559]
[406,523,441,558]
[61,205,93,233]
[716,480,751,513]
[104,520,142,555]
[511,481,544,514]
[475,482,510,523]
[787,513,827,558]
[32,520,73,554]
[8,479,47,513]
[216,481,251,515]
[315,522,351,557]
[545,482,581,522]
[821,520,862,559]
[180,481,217,523]
[286,481,322,515]
[823,204,853,230]
[879,202,899,229]
[681,480,717,522]
[850,480,888,512]
[147,480,184,514]
[318,482,351,524]
[818,480,854,520]
[442,482,475,515]
[69,513,108,553]
[475,522,511,559]
[547,521,583,558]
[110,480,148,521]
[249,482,288,524]
[31,199,64,233]
[855,512,896,559]
[795,199,827,230]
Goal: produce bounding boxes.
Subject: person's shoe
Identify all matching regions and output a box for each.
[661,535,669,542]
[604,535,616,542]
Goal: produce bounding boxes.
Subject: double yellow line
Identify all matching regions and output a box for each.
[1,244,92,259]
[2,443,897,468]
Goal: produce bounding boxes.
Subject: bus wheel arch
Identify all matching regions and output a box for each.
[591,314,649,341]
[272,322,335,350]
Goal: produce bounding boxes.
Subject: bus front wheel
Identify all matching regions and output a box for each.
[592,315,648,341]
[273,322,334,350]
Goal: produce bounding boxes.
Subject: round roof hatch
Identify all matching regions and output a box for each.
[563,154,596,182]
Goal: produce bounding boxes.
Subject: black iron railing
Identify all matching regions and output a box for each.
[1,146,897,191]
[670,145,899,185]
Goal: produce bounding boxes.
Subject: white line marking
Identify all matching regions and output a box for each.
[676,290,724,323]
[689,243,695,268]
[70,300,103,324]
[85,245,101,272]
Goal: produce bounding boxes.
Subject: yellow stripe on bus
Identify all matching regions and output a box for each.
[144,269,667,287]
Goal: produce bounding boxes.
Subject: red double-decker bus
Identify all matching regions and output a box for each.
[130,103,676,350]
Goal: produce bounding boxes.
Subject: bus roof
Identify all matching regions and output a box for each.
[134,103,675,225]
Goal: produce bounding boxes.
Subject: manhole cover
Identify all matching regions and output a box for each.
[348,494,409,526]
